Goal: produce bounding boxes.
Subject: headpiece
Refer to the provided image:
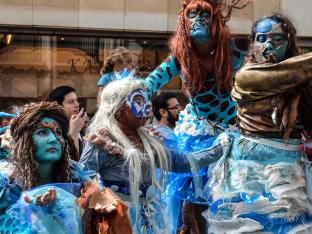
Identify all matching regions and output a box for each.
[181,0,251,23]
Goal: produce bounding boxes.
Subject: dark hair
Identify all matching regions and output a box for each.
[10,102,78,190]
[250,13,298,60]
[152,93,177,121]
[47,86,76,106]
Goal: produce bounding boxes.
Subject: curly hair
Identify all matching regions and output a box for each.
[170,0,249,96]
[247,13,299,62]
[100,47,134,75]
[10,101,78,190]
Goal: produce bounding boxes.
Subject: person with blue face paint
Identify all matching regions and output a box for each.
[144,1,250,232]
[252,17,292,63]
[188,8,211,45]
[202,13,312,233]
[31,117,63,184]
[0,102,94,233]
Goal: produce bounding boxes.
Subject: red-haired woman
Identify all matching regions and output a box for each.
[144,0,249,232]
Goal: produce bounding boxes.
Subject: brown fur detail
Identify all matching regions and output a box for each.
[76,182,132,234]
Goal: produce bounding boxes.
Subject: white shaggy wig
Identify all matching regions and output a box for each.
[88,77,169,209]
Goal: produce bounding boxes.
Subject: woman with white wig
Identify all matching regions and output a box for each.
[79,77,225,233]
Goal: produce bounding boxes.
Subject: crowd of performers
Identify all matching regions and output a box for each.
[1,0,312,233]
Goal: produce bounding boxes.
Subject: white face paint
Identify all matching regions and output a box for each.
[125,89,149,118]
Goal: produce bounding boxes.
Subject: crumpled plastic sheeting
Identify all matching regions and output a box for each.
[163,107,238,200]
[208,217,263,234]
[203,135,312,233]
[69,159,97,183]
[0,170,21,212]
[128,185,169,234]
[304,156,312,204]
[6,184,82,234]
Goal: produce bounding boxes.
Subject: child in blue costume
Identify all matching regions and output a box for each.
[144,0,249,231]
[203,14,312,233]
[0,102,93,233]
[97,47,134,105]
[80,77,225,233]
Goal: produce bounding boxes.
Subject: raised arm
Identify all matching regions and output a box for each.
[166,141,226,173]
[144,56,179,99]
[232,52,312,101]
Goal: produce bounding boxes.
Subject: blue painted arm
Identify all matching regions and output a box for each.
[167,143,225,174]
[144,56,179,99]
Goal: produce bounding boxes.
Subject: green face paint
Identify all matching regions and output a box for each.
[32,117,63,163]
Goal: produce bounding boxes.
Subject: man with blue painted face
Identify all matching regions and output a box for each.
[203,14,312,233]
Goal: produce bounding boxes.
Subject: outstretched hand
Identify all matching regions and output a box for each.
[144,126,163,140]
[24,188,57,206]
[85,128,124,156]
[94,201,118,214]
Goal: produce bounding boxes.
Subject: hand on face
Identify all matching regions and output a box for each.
[253,18,288,63]
[24,188,57,206]
[69,107,90,136]
[188,9,211,44]
[32,117,63,163]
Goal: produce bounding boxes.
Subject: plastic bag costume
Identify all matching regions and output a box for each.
[0,160,92,233]
[143,0,249,208]
[203,52,312,233]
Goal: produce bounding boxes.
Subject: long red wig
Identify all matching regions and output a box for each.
[170,0,248,96]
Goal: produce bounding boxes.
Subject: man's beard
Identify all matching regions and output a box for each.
[167,111,179,127]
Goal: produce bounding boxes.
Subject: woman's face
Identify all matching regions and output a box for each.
[116,89,149,128]
[32,117,63,163]
[187,7,211,44]
[253,18,288,63]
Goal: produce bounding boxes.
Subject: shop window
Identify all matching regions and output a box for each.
[0,33,181,114]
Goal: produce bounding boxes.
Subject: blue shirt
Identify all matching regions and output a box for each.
[97,72,117,87]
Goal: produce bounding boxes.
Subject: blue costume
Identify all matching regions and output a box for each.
[203,52,312,233]
[79,139,223,233]
[144,38,246,204]
[97,69,131,87]
[0,160,92,233]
